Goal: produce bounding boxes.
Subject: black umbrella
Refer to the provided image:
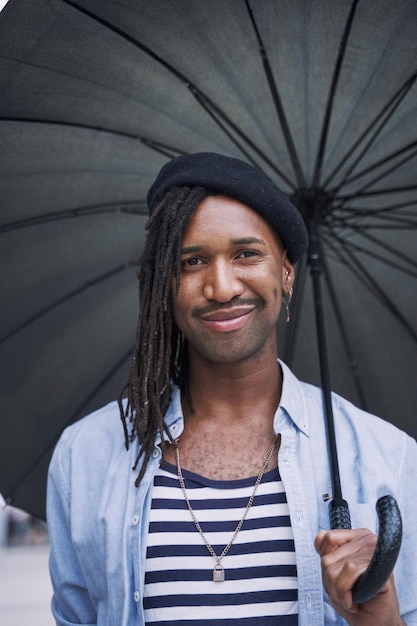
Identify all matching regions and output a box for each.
[0,0,416,556]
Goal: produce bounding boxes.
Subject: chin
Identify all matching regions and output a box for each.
[195,340,273,366]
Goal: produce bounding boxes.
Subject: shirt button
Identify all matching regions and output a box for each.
[152,448,161,459]
[132,515,139,526]
[134,591,140,602]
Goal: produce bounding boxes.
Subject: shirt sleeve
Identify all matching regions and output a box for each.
[47,435,98,626]
[397,434,417,625]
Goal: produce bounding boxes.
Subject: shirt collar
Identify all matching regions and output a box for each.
[161,360,311,442]
[160,386,184,443]
[276,359,310,437]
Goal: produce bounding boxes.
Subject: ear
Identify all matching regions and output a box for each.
[282,256,295,293]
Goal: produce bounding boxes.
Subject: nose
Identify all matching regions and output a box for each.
[203,259,244,302]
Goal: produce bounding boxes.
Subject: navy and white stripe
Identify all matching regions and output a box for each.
[143,462,298,625]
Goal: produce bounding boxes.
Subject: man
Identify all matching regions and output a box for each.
[47,152,417,625]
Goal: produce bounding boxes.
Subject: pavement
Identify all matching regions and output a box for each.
[0,544,54,626]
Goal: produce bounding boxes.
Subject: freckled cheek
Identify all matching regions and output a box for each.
[253,276,280,302]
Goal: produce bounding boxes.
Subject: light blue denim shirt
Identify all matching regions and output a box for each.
[47,361,417,625]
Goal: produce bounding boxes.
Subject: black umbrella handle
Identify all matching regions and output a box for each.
[330,495,402,604]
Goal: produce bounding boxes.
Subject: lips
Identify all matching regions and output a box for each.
[200,307,255,331]
[202,307,254,321]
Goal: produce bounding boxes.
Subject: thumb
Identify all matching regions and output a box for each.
[314,530,327,555]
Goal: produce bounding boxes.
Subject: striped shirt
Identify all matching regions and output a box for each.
[143,462,298,625]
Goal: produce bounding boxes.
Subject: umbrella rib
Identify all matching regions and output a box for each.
[1,110,294,193]
[0,48,190,129]
[332,145,417,201]
[336,142,417,188]
[0,263,137,344]
[328,235,417,343]
[331,201,417,230]
[0,202,148,233]
[4,345,134,510]
[339,199,416,215]
[338,210,417,230]
[244,0,306,189]
[322,72,417,189]
[323,229,417,277]
[191,91,296,189]
[351,224,416,230]
[60,0,293,188]
[345,227,417,274]
[312,0,360,189]
[325,235,376,295]
[343,222,416,231]
[321,254,368,410]
[0,116,187,158]
[337,184,417,203]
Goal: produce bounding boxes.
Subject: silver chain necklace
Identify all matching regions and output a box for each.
[173,434,279,582]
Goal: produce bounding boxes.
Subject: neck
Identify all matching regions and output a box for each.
[184,346,282,425]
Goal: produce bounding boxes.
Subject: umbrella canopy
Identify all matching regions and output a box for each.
[0,0,416,520]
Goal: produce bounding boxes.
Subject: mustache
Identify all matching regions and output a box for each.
[192,296,265,318]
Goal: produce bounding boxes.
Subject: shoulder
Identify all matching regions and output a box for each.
[300,379,417,492]
[312,380,412,443]
[280,360,415,457]
[47,400,143,519]
[330,389,413,443]
[49,400,134,487]
[57,400,127,453]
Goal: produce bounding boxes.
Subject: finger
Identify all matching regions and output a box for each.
[315,528,375,557]
[320,531,377,582]
[319,532,378,611]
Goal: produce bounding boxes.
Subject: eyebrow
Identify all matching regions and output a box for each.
[180,245,204,254]
[180,237,266,255]
[231,237,266,246]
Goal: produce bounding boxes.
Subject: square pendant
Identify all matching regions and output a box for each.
[213,565,225,582]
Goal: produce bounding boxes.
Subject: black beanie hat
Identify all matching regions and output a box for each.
[147,152,308,263]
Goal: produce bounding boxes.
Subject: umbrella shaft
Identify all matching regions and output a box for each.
[307,220,345,504]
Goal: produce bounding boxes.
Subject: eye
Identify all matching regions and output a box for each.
[182,256,203,268]
[237,249,258,259]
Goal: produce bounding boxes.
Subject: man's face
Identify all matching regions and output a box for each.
[171,195,294,365]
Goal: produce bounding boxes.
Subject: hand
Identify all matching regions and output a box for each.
[315,528,404,626]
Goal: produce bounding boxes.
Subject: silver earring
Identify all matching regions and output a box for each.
[282,286,293,323]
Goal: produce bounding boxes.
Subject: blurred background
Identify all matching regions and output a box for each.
[0,498,53,626]
[0,0,53,623]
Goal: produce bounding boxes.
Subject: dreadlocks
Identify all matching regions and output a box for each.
[119,185,216,486]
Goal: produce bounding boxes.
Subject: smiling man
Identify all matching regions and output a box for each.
[47,153,417,626]
[172,195,289,365]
